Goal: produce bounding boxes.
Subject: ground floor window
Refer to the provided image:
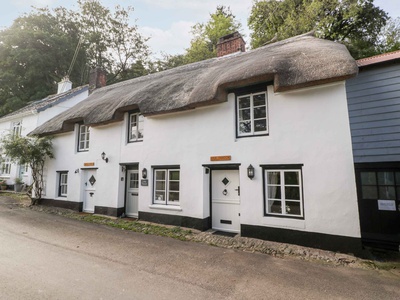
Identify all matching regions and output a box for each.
[1,157,11,175]
[153,167,180,205]
[262,165,304,218]
[58,171,68,197]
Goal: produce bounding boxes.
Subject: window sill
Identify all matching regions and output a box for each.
[148,204,182,212]
[55,197,68,200]
[262,216,305,230]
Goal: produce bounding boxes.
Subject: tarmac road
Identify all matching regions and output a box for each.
[0,197,399,300]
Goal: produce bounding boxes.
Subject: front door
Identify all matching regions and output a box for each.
[356,168,400,250]
[126,169,139,217]
[211,170,240,233]
[83,169,97,213]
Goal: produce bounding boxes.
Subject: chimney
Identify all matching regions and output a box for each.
[57,76,72,94]
[216,32,246,57]
[89,67,107,94]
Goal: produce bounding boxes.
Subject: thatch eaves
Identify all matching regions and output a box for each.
[30,33,358,136]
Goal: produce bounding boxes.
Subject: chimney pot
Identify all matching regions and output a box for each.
[57,76,72,94]
[216,32,246,57]
[89,67,107,94]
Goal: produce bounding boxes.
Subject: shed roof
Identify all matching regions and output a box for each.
[0,85,88,122]
[30,33,358,136]
[357,50,400,67]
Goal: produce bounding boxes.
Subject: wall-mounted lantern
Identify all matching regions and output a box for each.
[142,168,148,179]
[101,152,109,163]
[247,164,255,180]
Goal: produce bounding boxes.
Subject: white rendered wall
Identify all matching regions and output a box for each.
[43,82,360,238]
[0,89,88,186]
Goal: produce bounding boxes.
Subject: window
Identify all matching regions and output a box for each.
[1,157,11,175]
[21,164,29,175]
[78,124,90,151]
[263,165,304,218]
[360,171,399,200]
[58,172,68,197]
[12,121,22,137]
[153,168,180,205]
[237,92,268,137]
[128,113,144,142]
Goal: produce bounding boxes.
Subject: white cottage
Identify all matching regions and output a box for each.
[0,78,88,187]
[31,33,362,254]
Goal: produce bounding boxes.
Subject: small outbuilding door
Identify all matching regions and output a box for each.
[356,166,400,250]
[211,169,240,233]
[83,169,97,213]
[125,169,139,217]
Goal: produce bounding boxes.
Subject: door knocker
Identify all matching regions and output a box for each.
[222,189,228,196]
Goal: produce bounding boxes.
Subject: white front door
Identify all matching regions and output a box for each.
[126,169,139,217]
[212,170,240,233]
[83,169,96,213]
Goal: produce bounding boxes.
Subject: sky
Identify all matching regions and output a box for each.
[0,0,399,58]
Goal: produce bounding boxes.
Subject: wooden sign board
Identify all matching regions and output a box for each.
[210,155,231,162]
[84,162,95,167]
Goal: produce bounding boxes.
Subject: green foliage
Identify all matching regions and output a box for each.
[248,0,390,59]
[0,0,150,117]
[1,134,54,204]
[185,5,243,64]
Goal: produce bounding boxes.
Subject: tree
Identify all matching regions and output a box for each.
[185,5,242,63]
[377,17,400,54]
[1,134,54,205]
[0,1,150,116]
[248,0,389,59]
[0,7,86,116]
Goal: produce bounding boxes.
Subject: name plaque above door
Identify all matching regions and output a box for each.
[210,155,231,162]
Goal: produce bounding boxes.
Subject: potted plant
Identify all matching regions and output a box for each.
[14,177,24,192]
[0,179,7,190]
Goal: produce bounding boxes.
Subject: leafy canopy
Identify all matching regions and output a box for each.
[248,0,390,59]
[0,0,150,116]
[1,134,54,204]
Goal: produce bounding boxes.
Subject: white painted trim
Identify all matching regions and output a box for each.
[148,204,182,211]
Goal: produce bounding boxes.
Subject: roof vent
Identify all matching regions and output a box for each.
[216,32,245,57]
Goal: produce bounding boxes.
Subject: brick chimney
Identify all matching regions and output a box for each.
[89,67,107,94]
[57,76,72,94]
[216,32,246,57]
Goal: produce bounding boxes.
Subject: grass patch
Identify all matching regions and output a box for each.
[0,192,30,202]
[68,214,193,241]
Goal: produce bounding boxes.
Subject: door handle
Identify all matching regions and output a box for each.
[89,192,94,197]
[235,186,240,196]
[222,189,227,195]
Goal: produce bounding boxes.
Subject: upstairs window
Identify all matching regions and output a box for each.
[78,124,90,152]
[237,92,268,137]
[128,113,144,142]
[12,121,22,137]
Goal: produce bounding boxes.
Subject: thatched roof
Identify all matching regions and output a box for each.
[30,33,357,136]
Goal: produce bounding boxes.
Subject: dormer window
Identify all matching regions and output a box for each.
[78,124,90,152]
[128,112,144,143]
[12,121,22,137]
[236,91,268,137]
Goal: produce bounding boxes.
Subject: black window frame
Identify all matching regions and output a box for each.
[127,112,144,143]
[58,171,69,197]
[152,165,180,206]
[261,164,305,219]
[77,123,90,152]
[232,83,270,139]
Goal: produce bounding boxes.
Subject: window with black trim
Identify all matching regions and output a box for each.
[237,92,268,137]
[153,167,180,205]
[58,171,68,197]
[263,165,304,218]
[128,112,144,142]
[78,124,90,152]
